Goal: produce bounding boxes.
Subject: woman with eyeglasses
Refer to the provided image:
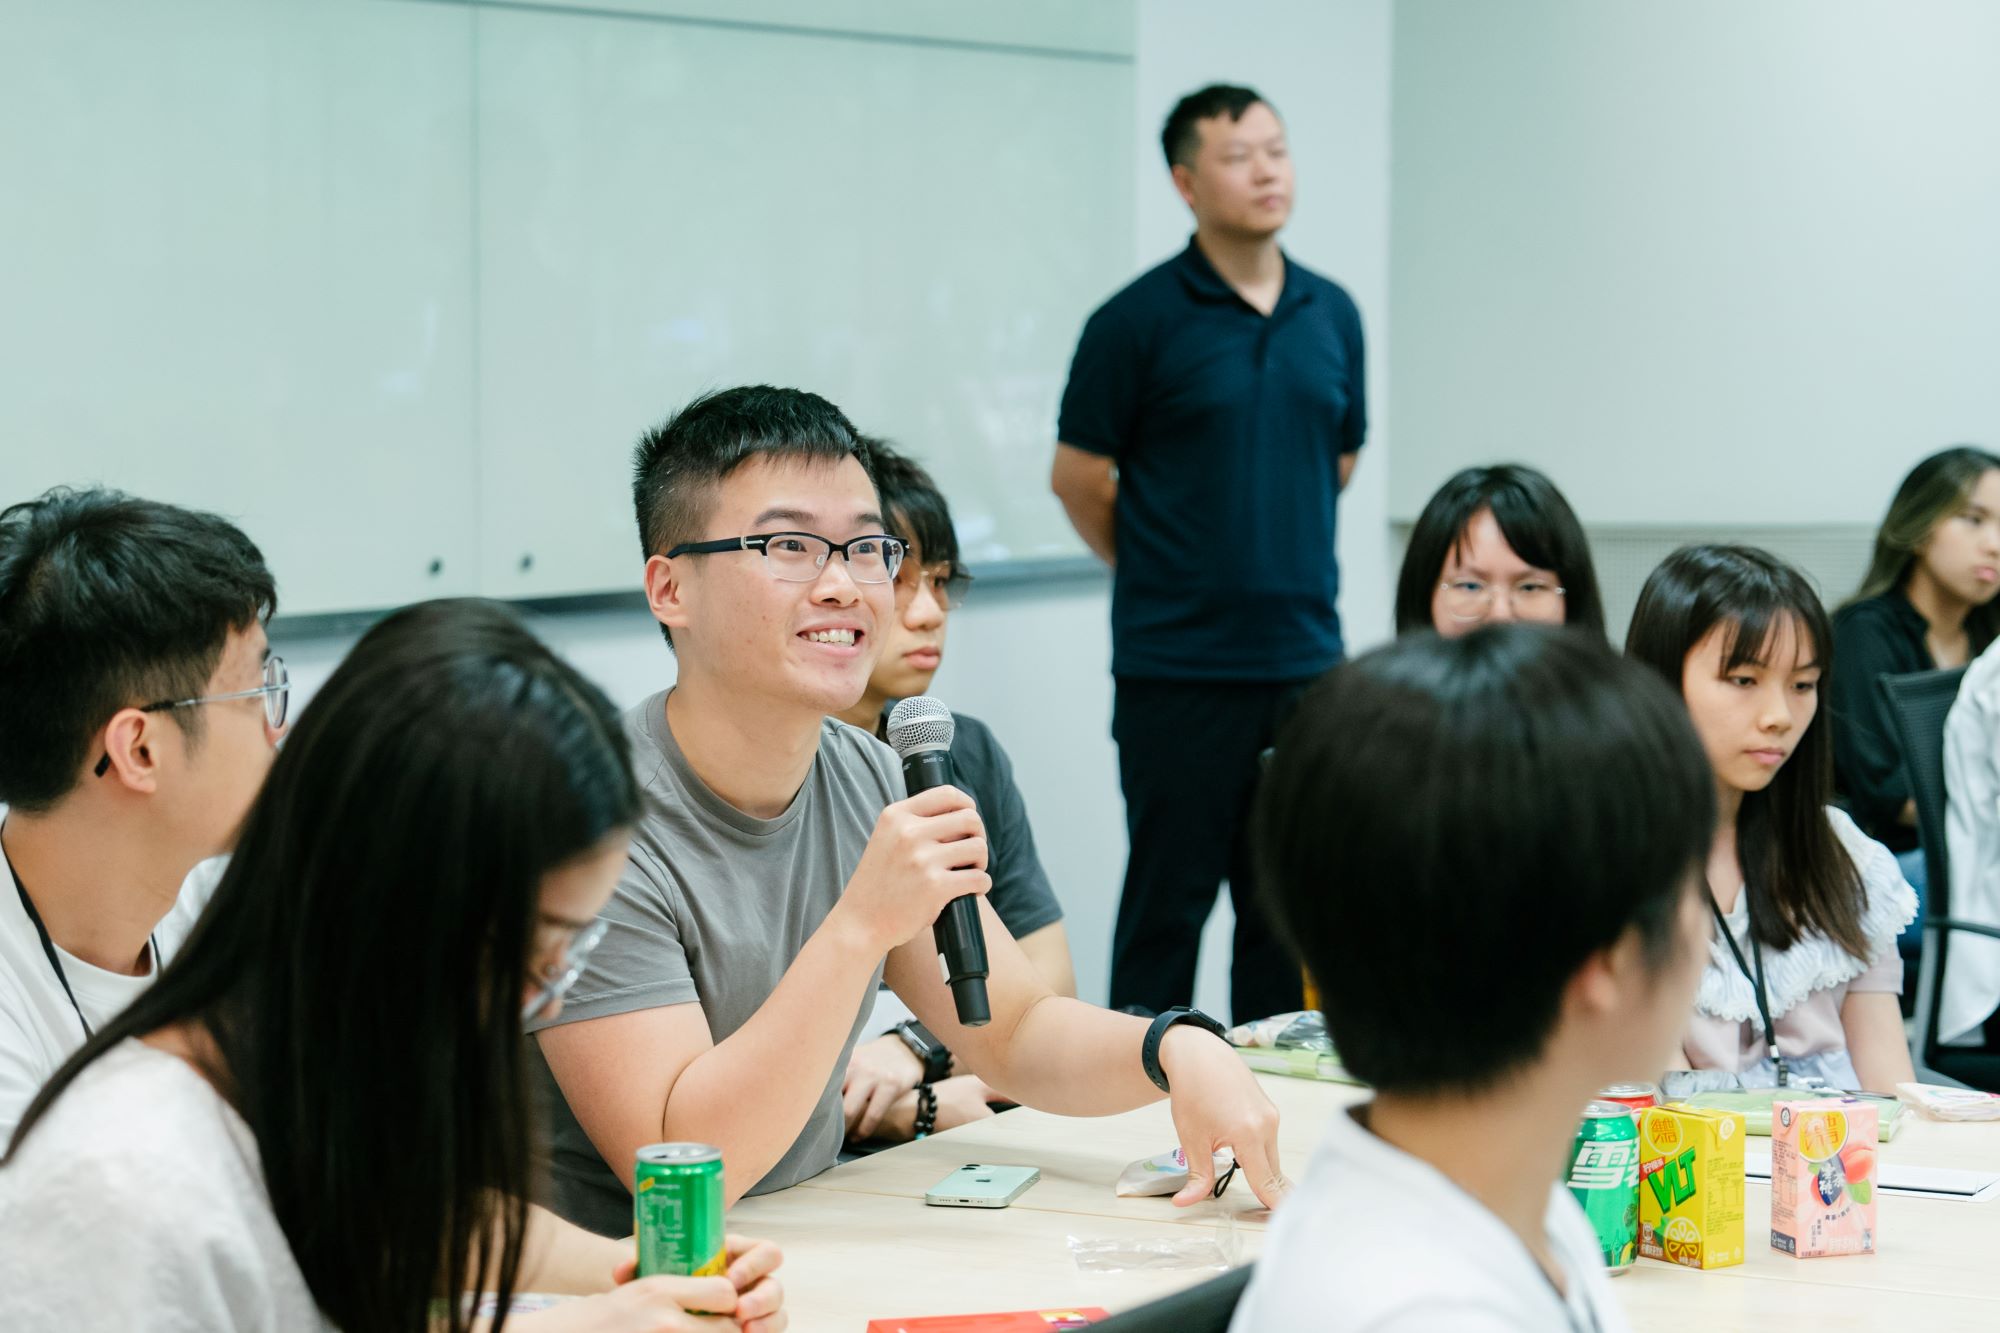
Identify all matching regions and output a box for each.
[0,599,786,1332]
[1393,464,1605,639]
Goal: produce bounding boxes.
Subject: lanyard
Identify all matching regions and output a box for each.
[1706,883,1789,1087]
[2,837,157,1042]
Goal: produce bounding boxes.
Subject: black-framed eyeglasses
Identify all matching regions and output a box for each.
[522,915,610,1022]
[665,531,906,585]
[895,563,974,611]
[94,655,290,777]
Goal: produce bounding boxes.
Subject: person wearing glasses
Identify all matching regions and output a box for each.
[1,599,786,1331]
[533,386,1286,1232]
[833,441,1075,1146]
[0,487,287,1144]
[1393,464,1605,639]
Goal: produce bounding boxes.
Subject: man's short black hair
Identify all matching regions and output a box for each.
[1161,84,1272,170]
[1254,626,1714,1095]
[855,437,961,574]
[0,487,277,811]
[632,385,874,648]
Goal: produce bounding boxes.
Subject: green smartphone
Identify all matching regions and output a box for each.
[924,1163,1041,1208]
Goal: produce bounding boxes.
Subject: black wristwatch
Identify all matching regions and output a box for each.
[1141,1007,1229,1093]
[894,1019,953,1084]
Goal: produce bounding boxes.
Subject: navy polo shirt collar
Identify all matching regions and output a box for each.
[1173,235,1316,314]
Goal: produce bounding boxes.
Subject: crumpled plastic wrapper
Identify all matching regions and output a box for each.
[1226,1009,1332,1052]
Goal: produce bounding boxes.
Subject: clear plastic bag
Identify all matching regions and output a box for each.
[1067,1207,1242,1273]
[1225,1009,1332,1053]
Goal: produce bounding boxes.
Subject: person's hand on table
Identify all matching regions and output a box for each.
[843,1033,924,1140]
[932,1074,1008,1132]
[1159,1025,1289,1210]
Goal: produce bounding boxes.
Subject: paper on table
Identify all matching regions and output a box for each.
[1743,1147,2000,1202]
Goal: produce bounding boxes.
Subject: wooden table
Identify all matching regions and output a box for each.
[727,1076,2000,1331]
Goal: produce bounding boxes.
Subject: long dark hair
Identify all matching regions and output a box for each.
[1394,464,1605,638]
[1626,546,1869,958]
[7,599,640,1333]
[1847,445,2000,653]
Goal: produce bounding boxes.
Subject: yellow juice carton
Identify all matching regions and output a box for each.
[1771,1098,1879,1258]
[1637,1103,1745,1269]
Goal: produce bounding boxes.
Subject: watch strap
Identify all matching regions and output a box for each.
[1141,1007,1228,1093]
[895,1019,952,1084]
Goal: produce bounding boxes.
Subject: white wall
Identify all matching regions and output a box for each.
[276,1,1396,1019]
[1389,0,2000,527]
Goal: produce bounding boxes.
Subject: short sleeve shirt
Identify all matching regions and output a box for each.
[0,831,224,1145]
[1058,237,1367,682]
[1231,1102,1627,1332]
[531,693,903,1235]
[0,1040,330,1331]
[1682,808,1917,1084]
[876,706,1062,941]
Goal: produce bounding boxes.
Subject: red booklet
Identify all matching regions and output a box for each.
[865,1310,1109,1332]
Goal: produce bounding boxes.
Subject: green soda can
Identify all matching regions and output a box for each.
[634,1143,726,1279]
[1566,1100,1640,1276]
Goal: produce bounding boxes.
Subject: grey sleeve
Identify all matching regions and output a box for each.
[527,842,699,1032]
[953,719,1063,940]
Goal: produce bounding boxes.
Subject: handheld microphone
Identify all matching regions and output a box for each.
[886,696,991,1028]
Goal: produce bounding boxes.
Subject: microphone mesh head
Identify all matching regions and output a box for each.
[886,695,955,757]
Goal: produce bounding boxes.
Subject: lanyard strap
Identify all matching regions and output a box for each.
[2,835,156,1043]
[1706,883,1789,1087]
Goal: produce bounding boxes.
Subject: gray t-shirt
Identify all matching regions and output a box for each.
[532,690,902,1236]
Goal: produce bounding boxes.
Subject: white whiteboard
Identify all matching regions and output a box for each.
[0,0,1132,615]
[0,0,481,614]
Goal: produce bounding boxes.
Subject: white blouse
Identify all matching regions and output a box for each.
[0,1039,332,1330]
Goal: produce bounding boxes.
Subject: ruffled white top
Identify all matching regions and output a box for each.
[1683,807,1916,1084]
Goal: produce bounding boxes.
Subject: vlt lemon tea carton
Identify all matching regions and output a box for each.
[1637,1103,1745,1270]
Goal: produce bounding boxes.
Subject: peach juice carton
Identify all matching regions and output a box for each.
[1771,1098,1879,1258]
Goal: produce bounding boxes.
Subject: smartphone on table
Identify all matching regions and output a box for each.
[924,1163,1041,1208]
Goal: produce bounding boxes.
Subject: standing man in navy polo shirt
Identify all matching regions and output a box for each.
[1052,84,1366,1021]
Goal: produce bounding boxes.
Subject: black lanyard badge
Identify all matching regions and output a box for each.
[1706,882,1789,1088]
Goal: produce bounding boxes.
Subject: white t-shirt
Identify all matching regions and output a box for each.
[1944,640,2000,1044]
[0,1038,330,1329]
[0,812,223,1144]
[1231,1103,1629,1333]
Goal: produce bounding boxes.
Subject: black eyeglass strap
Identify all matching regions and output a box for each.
[1705,881,1788,1087]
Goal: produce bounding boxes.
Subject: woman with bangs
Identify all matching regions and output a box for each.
[1393,464,1605,639]
[1627,546,1917,1092]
